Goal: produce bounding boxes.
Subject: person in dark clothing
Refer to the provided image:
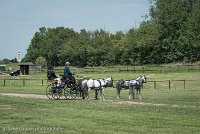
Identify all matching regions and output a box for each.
[47,66,61,84]
[47,66,58,80]
[63,62,76,83]
[64,62,71,75]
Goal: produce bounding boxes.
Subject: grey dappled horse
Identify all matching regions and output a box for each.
[116,76,147,99]
[81,77,113,100]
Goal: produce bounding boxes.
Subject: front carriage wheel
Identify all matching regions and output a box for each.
[70,88,80,99]
[64,87,70,99]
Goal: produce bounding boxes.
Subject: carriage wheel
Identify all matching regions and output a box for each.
[46,85,53,99]
[64,87,70,99]
[70,89,79,99]
[52,88,62,100]
[70,92,77,99]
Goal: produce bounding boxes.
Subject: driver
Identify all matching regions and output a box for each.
[63,62,76,83]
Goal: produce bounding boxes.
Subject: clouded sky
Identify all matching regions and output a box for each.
[0,0,149,60]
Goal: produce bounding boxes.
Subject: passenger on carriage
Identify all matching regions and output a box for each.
[63,62,76,83]
[47,66,61,85]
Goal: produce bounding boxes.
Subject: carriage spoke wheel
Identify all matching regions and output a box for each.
[64,88,70,99]
[52,88,62,100]
[70,89,79,99]
[46,85,53,99]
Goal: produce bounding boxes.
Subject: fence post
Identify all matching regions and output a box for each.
[42,80,44,86]
[23,79,25,86]
[160,66,162,73]
[169,80,171,89]
[142,67,145,73]
[183,80,186,89]
[154,81,156,90]
[4,79,5,86]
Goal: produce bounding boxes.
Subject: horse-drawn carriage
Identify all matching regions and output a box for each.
[46,75,114,100]
[46,76,83,100]
[46,75,113,100]
[45,73,146,100]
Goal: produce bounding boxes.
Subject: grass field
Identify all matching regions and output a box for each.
[1,91,200,134]
[0,70,200,133]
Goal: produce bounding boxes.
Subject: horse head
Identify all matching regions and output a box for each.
[141,75,147,83]
[104,77,114,87]
[135,76,147,85]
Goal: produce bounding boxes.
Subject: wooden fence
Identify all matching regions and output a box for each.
[0,79,47,87]
[0,79,199,90]
[146,80,199,90]
[52,64,200,74]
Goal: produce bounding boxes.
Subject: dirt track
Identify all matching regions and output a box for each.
[0,93,47,99]
[0,93,198,108]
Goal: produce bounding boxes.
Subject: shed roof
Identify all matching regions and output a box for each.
[19,63,36,66]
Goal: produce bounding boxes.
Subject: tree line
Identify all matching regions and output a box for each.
[23,0,200,67]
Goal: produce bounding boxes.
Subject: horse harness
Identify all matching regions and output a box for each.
[91,79,102,89]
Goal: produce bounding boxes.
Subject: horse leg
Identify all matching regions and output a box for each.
[100,88,105,100]
[117,89,120,99]
[87,92,89,100]
[95,89,98,100]
[129,86,135,99]
[80,87,83,99]
[138,88,142,100]
[86,88,89,100]
[82,89,87,100]
[133,88,137,99]
[84,87,89,100]
[128,87,133,100]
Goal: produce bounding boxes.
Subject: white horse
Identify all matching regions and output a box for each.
[129,76,147,100]
[102,77,114,88]
[81,77,113,100]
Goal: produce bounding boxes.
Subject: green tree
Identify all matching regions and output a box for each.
[35,57,47,67]
[148,0,197,63]
[180,0,200,61]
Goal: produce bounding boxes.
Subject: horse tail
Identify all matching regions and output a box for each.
[115,81,118,89]
[111,78,115,88]
[112,81,116,88]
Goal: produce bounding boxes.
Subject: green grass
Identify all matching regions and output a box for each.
[0,71,199,93]
[0,94,200,134]
[0,69,200,133]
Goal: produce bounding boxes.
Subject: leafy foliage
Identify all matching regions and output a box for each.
[24,0,200,66]
[35,57,47,67]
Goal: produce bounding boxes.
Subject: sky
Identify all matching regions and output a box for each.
[0,0,150,60]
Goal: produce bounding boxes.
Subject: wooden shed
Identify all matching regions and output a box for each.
[19,63,41,75]
[0,65,6,74]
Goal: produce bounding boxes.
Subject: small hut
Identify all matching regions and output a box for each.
[19,63,41,75]
[0,65,6,74]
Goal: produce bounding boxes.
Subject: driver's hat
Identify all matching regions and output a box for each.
[65,62,70,65]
